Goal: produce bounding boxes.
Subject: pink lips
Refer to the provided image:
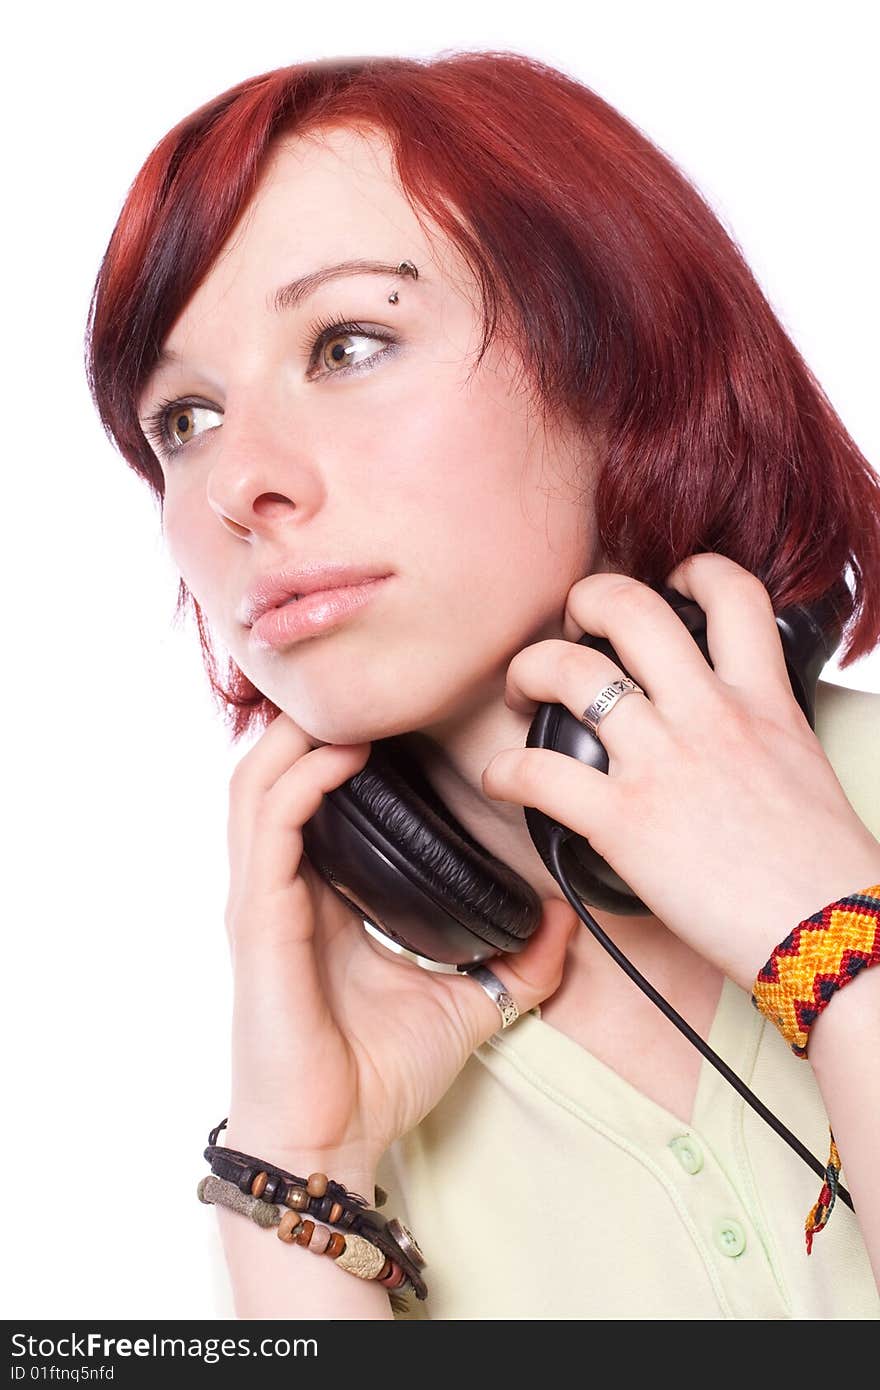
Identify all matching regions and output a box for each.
[242,562,392,626]
[248,576,392,649]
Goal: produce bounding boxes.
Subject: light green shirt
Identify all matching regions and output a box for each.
[377,679,880,1319]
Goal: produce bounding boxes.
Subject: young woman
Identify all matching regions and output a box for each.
[85,50,880,1319]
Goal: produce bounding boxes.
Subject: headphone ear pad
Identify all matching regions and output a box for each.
[302,737,542,965]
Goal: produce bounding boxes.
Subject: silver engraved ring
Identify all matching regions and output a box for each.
[580,677,646,737]
[459,964,521,1029]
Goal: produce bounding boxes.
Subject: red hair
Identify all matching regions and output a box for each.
[84,49,880,741]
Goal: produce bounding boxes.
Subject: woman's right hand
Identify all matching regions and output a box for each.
[222,711,578,1186]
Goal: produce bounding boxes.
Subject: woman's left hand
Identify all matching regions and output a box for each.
[481,552,880,991]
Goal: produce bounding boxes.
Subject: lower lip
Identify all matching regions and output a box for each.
[249,577,392,650]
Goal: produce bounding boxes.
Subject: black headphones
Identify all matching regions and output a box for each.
[301,581,854,1210]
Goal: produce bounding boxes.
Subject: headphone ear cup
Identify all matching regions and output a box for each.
[301,736,542,968]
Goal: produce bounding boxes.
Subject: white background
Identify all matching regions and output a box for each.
[3,0,878,1319]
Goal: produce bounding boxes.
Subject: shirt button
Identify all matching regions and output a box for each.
[669,1136,704,1174]
[714,1218,747,1258]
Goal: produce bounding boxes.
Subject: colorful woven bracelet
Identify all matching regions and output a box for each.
[751,881,880,1252]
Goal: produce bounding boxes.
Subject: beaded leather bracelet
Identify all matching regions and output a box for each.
[750,881,880,1251]
[198,1175,416,1309]
[202,1118,428,1302]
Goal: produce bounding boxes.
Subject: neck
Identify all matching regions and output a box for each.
[395,687,691,993]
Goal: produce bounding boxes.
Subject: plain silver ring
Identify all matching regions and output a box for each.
[459,964,521,1029]
[580,677,646,737]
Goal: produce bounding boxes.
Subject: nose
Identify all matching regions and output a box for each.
[204,391,325,539]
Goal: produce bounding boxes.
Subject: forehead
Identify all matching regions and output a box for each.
[179,125,456,316]
[136,125,476,411]
[263,123,406,205]
[249,124,417,242]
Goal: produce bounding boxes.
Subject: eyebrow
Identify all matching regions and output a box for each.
[138,259,424,409]
[270,258,423,312]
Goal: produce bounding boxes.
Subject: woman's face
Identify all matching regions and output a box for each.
[138,125,604,745]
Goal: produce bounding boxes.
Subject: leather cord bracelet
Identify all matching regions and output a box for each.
[198,1174,416,1309]
[203,1118,428,1301]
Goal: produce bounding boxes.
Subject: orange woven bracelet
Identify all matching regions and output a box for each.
[751,881,880,1252]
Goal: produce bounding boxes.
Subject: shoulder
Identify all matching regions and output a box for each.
[813,678,879,752]
[813,679,880,841]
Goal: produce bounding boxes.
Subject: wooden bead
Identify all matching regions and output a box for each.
[328,1202,343,1225]
[284,1186,309,1211]
[250,1171,269,1198]
[379,1262,407,1290]
[261,1174,284,1204]
[312,1195,334,1223]
[306,1172,328,1198]
[326,1233,346,1259]
[309,1224,332,1255]
[294,1219,315,1247]
[276,1210,302,1243]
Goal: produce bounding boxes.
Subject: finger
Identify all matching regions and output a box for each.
[228,714,317,857]
[229,888,336,1041]
[503,637,660,755]
[664,552,795,709]
[228,715,369,852]
[562,571,719,718]
[230,712,318,800]
[241,742,372,896]
[451,897,580,1041]
[483,744,622,841]
[227,740,372,1041]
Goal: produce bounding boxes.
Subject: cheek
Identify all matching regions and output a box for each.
[160,492,188,558]
[388,393,588,603]
[376,370,529,539]
[160,496,218,596]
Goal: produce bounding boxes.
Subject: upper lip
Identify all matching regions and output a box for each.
[241,562,392,628]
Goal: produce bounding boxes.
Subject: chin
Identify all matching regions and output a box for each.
[289,707,412,749]
[272,668,452,748]
[264,647,474,747]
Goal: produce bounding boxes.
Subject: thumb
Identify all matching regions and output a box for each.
[460,896,579,1043]
[505,895,580,1004]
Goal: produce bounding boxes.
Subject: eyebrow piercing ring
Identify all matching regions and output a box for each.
[388,259,418,304]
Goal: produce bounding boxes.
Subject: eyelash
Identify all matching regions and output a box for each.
[141,314,398,461]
